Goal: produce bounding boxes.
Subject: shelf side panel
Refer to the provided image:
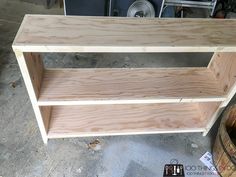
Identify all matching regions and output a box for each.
[208,53,236,107]
[14,51,48,143]
[203,52,236,135]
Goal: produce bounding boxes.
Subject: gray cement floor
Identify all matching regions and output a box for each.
[0,0,235,176]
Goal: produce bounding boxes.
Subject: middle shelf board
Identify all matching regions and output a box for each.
[47,103,207,139]
[38,68,225,106]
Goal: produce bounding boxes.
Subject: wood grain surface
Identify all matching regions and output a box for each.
[37,68,225,105]
[12,15,236,52]
[47,103,205,138]
[24,53,44,98]
[213,106,236,177]
[14,51,48,143]
[203,53,236,135]
[208,53,236,106]
[12,15,236,142]
[198,102,220,123]
[39,106,51,133]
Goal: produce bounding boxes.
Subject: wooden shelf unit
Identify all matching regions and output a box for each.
[13,15,236,144]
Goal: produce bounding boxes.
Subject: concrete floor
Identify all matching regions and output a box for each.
[0,0,235,176]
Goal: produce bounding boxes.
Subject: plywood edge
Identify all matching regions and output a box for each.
[44,67,209,71]
[47,129,205,139]
[37,97,226,106]
[11,45,236,53]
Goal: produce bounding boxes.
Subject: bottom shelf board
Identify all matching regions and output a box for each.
[47,103,207,139]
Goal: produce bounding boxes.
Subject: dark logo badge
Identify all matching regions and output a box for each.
[163,159,185,177]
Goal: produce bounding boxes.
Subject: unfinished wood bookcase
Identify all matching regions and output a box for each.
[13,15,236,144]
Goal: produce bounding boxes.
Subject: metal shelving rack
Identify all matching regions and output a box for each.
[159,0,217,17]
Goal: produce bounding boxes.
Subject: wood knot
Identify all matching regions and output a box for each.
[224,85,229,92]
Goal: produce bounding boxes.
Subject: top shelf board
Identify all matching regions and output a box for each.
[13,15,236,53]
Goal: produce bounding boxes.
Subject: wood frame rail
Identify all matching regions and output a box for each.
[13,15,236,144]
